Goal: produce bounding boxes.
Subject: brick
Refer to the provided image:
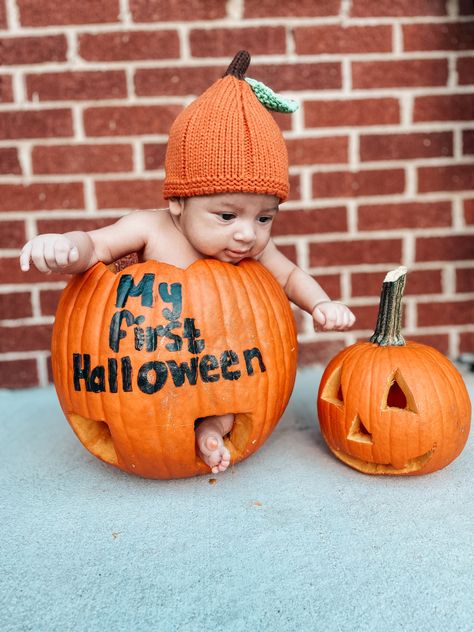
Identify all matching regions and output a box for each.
[459,332,474,355]
[0,257,69,285]
[271,111,293,133]
[465,199,474,225]
[294,25,391,55]
[0,1,6,28]
[313,169,405,198]
[79,30,180,62]
[190,27,286,57]
[457,57,474,85]
[0,183,84,212]
[0,323,52,353]
[37,216,120,235]
[414,94,474,122]
[131,0,225,21]
[272,207,347,237]
[313,273,342,300]
[286,137,348,166]
[417,299,474,327]
[360,132,452,161]
[460,0,474,15]
[309,238,402,267]
[0,75,13,103]
[26,71,127,102]
[299,339,346,366]
[352,304,381,331]
[17,0,120,26]
[253,63,341,92]
[95,179,164,209]
[463,131,474,155]
[0,35,67,65]
[39,289,63,317]
[84,105,182,137]
[135,65,219,97]
[352,59,448,89]
[144,143,167,170]
[0,359,39,389]
[358,201,452,231]
[408,334,449,355]
[416,235,474,262]
[288,174,301,202]
[0,292,32,320]
[32,144,133,175]
[0,109,73,140]
[351,269,442,297]
[456,267,474,293]
[0,220,26,248]
[418,165,474,193]
[275,243,297,264]
[135,63,341,96]
[244,0,341,18]
[0,148,21,174]
[350,0,447,16]
[403,23,474,51]
[305,99,399,128]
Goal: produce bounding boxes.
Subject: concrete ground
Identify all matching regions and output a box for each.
[0,366,472,632]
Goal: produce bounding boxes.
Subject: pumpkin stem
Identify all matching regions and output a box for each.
[223,50,251,79]
[370,266,407,346]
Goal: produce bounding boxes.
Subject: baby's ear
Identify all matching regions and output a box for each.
[168,197,185,216]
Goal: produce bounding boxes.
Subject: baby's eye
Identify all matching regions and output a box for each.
[258,216,273,224]
[219,213,235,221]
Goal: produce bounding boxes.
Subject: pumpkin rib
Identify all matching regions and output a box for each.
[420,344,470,464]
[240,263,271,450]
[247,262,281,445]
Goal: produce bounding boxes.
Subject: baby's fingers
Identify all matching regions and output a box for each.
[31,240,51,273]
[20,242,32,271]
[53,238,76,267]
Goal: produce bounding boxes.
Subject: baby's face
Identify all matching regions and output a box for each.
[170,192,279,263]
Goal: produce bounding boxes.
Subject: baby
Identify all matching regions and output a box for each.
[19,52,355,474]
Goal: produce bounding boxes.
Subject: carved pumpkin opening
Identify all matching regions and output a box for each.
[194,412,253,462]
[347,414,373,444]
[68,413,118,465]
[320,365,344,406]
[383,369,418,413]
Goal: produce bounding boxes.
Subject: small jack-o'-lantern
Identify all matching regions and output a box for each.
[51,258,297,479]
[317,267,471,475]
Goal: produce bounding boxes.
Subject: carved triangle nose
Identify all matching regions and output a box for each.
[347,414,373,444]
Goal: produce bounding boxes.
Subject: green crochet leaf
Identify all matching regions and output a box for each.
[245,77,299,113]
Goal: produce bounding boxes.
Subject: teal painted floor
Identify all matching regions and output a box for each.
[1,367,473,632]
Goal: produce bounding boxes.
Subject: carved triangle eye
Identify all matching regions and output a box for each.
[383,369,418,413]
[347,414,373,444]
[320,365,344,406]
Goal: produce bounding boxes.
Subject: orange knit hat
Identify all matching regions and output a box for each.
[163,51,296,202]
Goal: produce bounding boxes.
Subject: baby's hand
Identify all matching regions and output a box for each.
[312,300,356,332]
[20,234,79,274]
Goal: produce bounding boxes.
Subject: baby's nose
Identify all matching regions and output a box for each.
[234,223,255,242]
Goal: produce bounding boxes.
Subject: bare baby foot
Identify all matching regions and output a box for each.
[195,414,234,474]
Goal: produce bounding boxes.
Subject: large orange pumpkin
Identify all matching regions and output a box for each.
[317,267,471,476]
[51,258,297,479]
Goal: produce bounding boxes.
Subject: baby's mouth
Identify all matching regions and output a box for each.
[226,249,250,258]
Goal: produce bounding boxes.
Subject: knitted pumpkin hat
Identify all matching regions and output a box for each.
[163,51,298,203]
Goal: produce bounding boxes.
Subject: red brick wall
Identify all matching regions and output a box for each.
[0,0,473,387]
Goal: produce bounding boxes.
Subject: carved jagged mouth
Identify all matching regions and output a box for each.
[331,447,435,475]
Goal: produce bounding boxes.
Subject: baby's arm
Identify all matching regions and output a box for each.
[20,211,151,274]
[259,240,355,331]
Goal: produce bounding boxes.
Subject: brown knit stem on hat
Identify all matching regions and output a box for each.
[224,50,251,79]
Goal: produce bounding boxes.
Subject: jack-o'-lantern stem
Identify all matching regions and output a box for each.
[370,266,407,346]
